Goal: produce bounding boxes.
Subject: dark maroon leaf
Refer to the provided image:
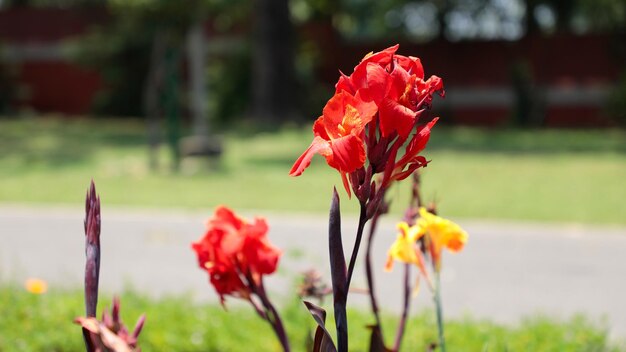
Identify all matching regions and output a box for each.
[328,187,348,352]
[303,301,337,352]
[367,325,391,352]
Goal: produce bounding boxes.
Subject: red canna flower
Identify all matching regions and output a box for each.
[290,91,377,176]
[291,44,444,204]
[192,206,281,304]
[335,44,444,139]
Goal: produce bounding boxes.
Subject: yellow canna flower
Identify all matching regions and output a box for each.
[385,222,427,273]
[415,207,468,272]
[25,278,48,294]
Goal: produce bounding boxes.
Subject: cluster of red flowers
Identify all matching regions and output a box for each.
[290,44,444,202]
[191,206,281,304]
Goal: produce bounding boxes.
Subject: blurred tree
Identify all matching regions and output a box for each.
[66,0,248,169]
[575,0,625,32]
[307,0,625,41]
[252,0,297,123]
[6,0,623,128]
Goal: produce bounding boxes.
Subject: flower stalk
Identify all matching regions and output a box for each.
[434,270,446,352]
[252,279,291,352]
[345,202,368,292]
[393,263,412,352]
[84,180,101,318]
[77,181,145,351]
[364,210,383,332]
[83,180,101,352]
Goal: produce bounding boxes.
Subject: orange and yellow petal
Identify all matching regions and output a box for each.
[385,222,424,271]
[385,233,417,271]
[416,207,468,256]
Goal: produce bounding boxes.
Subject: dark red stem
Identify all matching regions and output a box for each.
[365,210,383,332]
[256,281,291,352]
[345,203,369,292]
[393,263,412,351]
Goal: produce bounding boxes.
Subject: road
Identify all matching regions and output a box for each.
[1,204,625,339]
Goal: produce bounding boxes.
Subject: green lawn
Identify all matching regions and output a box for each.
[0,116,624,224]
[0,285,621,351]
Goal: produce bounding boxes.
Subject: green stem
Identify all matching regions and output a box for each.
[434,270,446,352]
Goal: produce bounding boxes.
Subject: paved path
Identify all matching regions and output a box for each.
[1,205,625,339]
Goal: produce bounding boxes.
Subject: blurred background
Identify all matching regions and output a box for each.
[0,0,624,222]
[0,0,625,126]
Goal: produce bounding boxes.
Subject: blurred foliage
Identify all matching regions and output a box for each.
[575,0,626,32]
[3,0,624,122]
[0,285,623,351]
[607,71,626,126]
[0,53,16,114]
[206,46,252,126]
[65,0,250,117]
[291,0,625,42]
[68,20,151,117]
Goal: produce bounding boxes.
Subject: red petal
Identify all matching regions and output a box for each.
[395,117,438,168]
[335,71,355,94]
[388,65,412,101]
[327,134,365,173]
[320,91,376,137]
[406,117,438,155]
[379,98,416,139]
[417,75,445,108]
[245,217,269,239]
[246,238,281,275]
[396,55,424,78]
[353,91,378,126]
[214,206,243,230]
[360,44,399,66]
[322,92,348,128]
[312,116,330,140]
[289,137,332,176]
[350,45,399,92]
[363,63,390,104]
[340,172,352,199]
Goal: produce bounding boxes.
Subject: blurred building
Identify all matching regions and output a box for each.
[313,32,620,127]
[0,6,106,114]
[0,4,623,127]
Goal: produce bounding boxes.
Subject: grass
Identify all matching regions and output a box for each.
[0,285,621,351]
[0,116,624,224]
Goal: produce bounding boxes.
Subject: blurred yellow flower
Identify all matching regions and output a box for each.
[385,222,427,274]
[416,207,468,271]
[385,208,468,275]
[25,278,48,294]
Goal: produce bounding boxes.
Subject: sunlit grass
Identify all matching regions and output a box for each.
[0,116,624,224]
[0,285,621,351]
